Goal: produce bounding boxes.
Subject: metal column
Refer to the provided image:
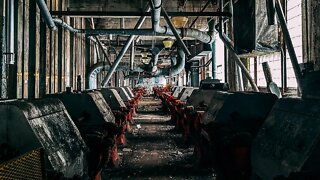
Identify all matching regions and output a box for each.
[28,0,36,99]
[191,61,200,87]
[39,14,47,97]
[85,34,91,89]
[7,0,16,99]
[0,0,5,98]
[57,26,63,92]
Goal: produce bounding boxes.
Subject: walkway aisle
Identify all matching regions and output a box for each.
[103,96,214,180]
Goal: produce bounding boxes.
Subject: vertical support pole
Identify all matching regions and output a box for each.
[211,38,217,79]
[254,57,258,85]
[85,34,91,89]
[130,41,135,70]
[57,25,62,92]
[306,1,320,69]
[70,18,74,88]
[0,0,5,98]
[7,0,17,99]
[191,61,200,87]
[57,0,62,92]
[262,62,273,85]
[208,18,217,79]
[28,0,36,99]
[275,0,303,91]
[114,72,119,87]
[39,12,47,97]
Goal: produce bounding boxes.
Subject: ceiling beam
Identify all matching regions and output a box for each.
[50,11,232,18]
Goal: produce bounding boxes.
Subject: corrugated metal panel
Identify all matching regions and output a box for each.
[249,0,302,89]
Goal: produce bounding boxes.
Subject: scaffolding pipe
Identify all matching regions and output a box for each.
[219,32,259,92]
[35,0,57,30]
[161,7,191,55]
[101,7,151,87]
[130,41,135,70]
[275,0,303,91]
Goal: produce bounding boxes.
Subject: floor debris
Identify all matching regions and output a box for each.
[103,96,214,180]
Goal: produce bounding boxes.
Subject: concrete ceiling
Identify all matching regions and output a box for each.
[63,0,219,64]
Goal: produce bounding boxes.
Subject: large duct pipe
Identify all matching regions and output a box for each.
[6,0,14,64]
[84,0,218,44]
[208,18,217,79]
[101,7,151,87]
[154,48,185,76]
[35,0,57,30]
[53,18,82,33]
[85,28,215,44]
[88,61,144,89]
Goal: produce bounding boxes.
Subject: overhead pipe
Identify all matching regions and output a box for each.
[35,0,57,30]
[88,61,144,89]
[218,30,259,92]
[189,0,212,28]
[151,0,216,44]
[53,18,82,33]
[88,18,112,66]
[35,0,223,44]
[83,0,220,44]
[208,18,217,78]
[161,7,191,55]
[275,0,303,91]
[101,6,151,87]
[154,47,185,76]
[6,0,14,64]
[50,10,232,17]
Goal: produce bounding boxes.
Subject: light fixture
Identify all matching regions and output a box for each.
[140,57,151,64]
[171,16,188,28]
[162,38,174,49]
[140,50,148,58]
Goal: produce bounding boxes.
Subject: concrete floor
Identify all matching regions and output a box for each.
[103,96,215,180]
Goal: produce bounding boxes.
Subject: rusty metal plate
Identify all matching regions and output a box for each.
[202,91,277,125]
[0,99,88,178]
[109,87,132,101]
[122,86,135,98]
[251,98,320,179]
[177,87,198,101]
[186,89,217,109]
[172,86,185,98]
[98,88,126,110]
[47,92,115,125]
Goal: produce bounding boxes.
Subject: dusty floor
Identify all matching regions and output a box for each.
[103,96,215,180]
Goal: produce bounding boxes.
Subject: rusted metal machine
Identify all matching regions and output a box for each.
[172,86,185,98]
[0,98,88,179]
[251,98,320,179]
[47,91,119,179]
[97,88,131,145]
[176,80,229,143]
[179,89,220,144]
[154,86,198,129]
[194,91,278,179]
[122,86,140,112]
[133,87,146,101]
[123,86,145,105]
[109,87,137,121]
